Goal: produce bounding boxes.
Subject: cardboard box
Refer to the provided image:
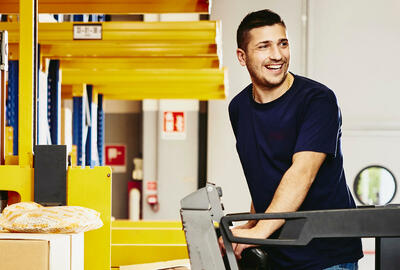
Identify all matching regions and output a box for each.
[0,239,49,270]
[0,232,84,270]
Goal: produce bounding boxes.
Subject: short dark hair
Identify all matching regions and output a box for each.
[237,9,286,50]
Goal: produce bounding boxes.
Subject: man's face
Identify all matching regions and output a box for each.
[237,24,290,88]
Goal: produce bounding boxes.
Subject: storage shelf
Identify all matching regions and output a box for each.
[1,21,227,100]
[1,21,218,44]
[0,0,210,14]
[61,68,227,100]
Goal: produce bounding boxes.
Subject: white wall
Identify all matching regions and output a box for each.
[307,2,400,268]
[307,0,400,196]
[308,0,400,127]
[142,100,199,220]
[209,0,305,214]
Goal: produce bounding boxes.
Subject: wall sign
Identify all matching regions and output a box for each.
[105,145,126,173]
[162,111,186,140]
[73,24,102,40]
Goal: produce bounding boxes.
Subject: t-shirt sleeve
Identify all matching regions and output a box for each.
[294,91,341,157]
[228,99,238,139]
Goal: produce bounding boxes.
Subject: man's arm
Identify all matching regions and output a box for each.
[231,151,326,258]
[236,202,257,229]
[218,202,256,255]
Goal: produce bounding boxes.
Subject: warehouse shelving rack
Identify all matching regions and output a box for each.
[0,0,221,269]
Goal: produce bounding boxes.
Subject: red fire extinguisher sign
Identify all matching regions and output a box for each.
[105,144,126,173]
[162,111,186,140]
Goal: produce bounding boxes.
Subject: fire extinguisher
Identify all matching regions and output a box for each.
[146,180,159,212]
[129,157,143,220]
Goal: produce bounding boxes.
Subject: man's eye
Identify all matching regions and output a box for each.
[258,45,268,49]
[280,42,289,47]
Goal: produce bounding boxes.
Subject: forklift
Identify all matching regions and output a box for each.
[180,183,400,270]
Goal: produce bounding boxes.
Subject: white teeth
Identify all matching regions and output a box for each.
[267,64,282,69]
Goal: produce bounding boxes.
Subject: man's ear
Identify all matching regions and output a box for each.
[236,48,247,67]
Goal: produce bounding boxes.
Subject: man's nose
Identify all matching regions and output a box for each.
[269,45,282,61]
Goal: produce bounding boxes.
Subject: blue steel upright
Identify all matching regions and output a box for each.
[97,94,104,165]
[73,96,85,166]
[85,85,98,168]
[73,15,85,22]
[47,59,61,145]
[6,60,18,155]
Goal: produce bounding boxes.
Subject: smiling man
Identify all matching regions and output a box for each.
[222,9,363,270]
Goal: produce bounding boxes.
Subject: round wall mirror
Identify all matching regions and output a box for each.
[354,165,397,205]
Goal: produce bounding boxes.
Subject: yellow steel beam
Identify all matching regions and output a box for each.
[61,84,88,99]
[111,220,188,267]
[61,85,226,100]
[8,43,19,60]
[0,23,18,42]
[112,245,188,267]
[62,85,225,100]
[112,220,184,228]
[18,0,35,167]
[41,43,217,58]
[1,21,219,61]
[0,21,217,44]
[59,56,219,70]
[60,69,227,100]
[2,21,226,101]
[103,92,225,101]
[0,0,209,14]
[112,221,185,245]
[93,84,224,94]
[62,84,226,100]
[71,83,86,97]
[62,68,225,84]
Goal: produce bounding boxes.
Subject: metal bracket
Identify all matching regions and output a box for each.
[34,145,67,206]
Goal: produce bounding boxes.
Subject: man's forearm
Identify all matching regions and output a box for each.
[253,153,323,238]
[242,202,257,228]
[254,168,312,237]
[235,202,257,229]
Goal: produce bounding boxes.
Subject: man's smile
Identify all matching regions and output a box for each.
[265,63,284,70]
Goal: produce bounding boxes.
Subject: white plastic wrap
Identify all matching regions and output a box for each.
[0,202,103,233]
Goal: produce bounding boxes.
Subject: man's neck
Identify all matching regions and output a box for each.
[252,73,294,104]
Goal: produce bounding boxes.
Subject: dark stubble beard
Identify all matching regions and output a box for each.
[263,72,287,89]
[249,66,288,89]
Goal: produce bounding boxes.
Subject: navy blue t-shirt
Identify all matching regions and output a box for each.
[229,74,363,270]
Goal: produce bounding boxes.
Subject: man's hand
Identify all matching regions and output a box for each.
[218,225,266,260]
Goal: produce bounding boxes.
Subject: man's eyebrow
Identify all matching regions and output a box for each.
[255,38,288,46]
[255,40,272,45]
